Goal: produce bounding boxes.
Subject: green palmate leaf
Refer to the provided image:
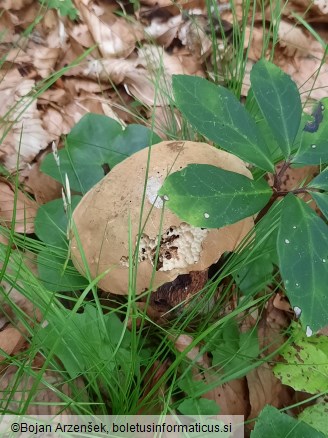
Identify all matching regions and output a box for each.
[159,164,272,228]
[310,192,328,220]
[37,304,131,378]
[251,405,325,438]
[44,0,78,19]
[178,372,209,397]
[172,75,274,172]
[209,322,259,377]
[292,98,328,165]
[274,325,328,394]
[37,248,88,292]
[250,60,302,158]
[35,196,82,248]
[41,114,161,193]
[277,194,328,332]
[178,398,220,416]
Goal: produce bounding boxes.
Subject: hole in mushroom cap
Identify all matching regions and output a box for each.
[119,224,209,271]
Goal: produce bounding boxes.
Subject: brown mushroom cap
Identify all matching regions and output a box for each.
[71,141,254,294]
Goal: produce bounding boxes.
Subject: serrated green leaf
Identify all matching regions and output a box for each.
[251,405,325,438]
[308,167,328,191]
[250,60,302,158]
[159,164,272,228]
[292,98,328,165]
[310,192,328,220]
[172,75,274,172]
[277,194,328,332]
[35,196,82,248]
[41,113,161,193]
[299,403,328,435]
[273,329,328,394]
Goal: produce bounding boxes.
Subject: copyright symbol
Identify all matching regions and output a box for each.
[11,423,20,433]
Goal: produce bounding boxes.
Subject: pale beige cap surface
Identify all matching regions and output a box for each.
[71,141,254,294]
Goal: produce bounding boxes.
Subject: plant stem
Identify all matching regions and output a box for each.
[256,178,321,224]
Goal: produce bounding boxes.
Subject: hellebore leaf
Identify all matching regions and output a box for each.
[310,192,328,221]
[41,113,161,193]
[172,75,274,172]
[37,304,131,378]
[250,60,302,158]
[159,164,272,228]
[37,247,88,292]
[35,196,82,249]
[308,166,328,191]
[277,194,328,332]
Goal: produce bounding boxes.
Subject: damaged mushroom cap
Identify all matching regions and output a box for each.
[71,141,254,295]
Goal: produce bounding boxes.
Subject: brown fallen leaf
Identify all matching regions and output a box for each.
[145,15,183,48]
[247,364,290,420]
[67,23,95,48]
[0,325,25,362]
[41,107,72,139]
[278,21,323,58]
[314,0,328,15]
[138,359,170,414]
[174,334,207,364]
[202,371,250,416]
[244,26,269,61]
[241,20,327,101]
[0,70,52,170]
[0,0,34,10]
[25,156,62,205]
[246,301,293,422]
[77,0,143,58]
[273,292,293,314]
[280,56,328,101]
[173,334,250,416]
[26,44,60,78]
[267,162,319,210]
[0,364,85,415]
[0,179,37,233]
[0,10,16,43]
[284,0,328,20]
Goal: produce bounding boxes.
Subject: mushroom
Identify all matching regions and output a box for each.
[71,141,254,295]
